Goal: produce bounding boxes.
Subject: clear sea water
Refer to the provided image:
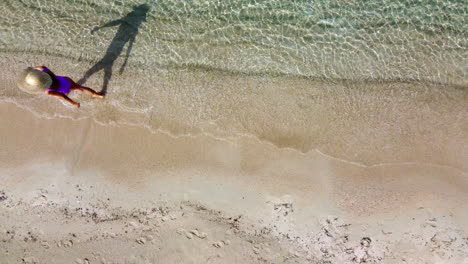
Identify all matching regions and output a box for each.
[2,0,466,82]
[1,0,467,168]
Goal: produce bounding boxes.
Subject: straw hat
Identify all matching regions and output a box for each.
[16,67,52,94]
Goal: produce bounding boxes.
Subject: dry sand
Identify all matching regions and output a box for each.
[1,102,467,263]
[1,1,467,262]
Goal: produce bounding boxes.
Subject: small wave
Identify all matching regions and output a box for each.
[1,0,466,171]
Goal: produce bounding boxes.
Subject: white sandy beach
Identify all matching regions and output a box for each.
[1,1,468,263]
[1,99,467,263]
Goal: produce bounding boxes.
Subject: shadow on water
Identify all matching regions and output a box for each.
[78,4,150,95]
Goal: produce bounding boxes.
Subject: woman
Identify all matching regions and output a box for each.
[17,66,104,108]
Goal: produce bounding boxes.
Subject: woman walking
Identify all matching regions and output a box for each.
[17,66,104,108]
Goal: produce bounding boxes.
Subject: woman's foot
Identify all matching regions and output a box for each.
[92,93,105,98]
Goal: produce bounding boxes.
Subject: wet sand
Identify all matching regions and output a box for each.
[1,102,467,263]
[2,1,468,262]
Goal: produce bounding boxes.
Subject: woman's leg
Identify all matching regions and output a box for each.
[72,86,104,97]
[47,91,80,108]
[68,78,104,98]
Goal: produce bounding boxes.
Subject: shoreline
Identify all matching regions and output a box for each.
[2,0,467,261]
[1,101,467,216]
[1,101,467,262]
[2,54,467,172]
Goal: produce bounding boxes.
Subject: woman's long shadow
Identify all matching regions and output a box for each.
[78,4,150,95]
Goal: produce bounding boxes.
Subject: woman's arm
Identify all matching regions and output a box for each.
[33,66,57,79]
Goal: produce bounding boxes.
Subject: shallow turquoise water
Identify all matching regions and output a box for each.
[0,0,467,168]
[1,0,466,83]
